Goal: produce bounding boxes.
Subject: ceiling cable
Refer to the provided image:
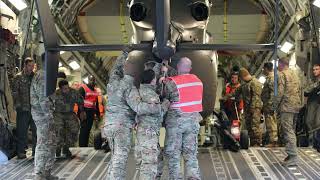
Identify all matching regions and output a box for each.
[223,0,228,42]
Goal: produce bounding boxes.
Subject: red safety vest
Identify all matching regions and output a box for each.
[224,83,244,111]
[82,84,100,109]
[168,74,203,113]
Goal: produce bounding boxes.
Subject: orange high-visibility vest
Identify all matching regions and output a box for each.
[168,74,203,113]
[96,88,105,117]
[82,84,100,109]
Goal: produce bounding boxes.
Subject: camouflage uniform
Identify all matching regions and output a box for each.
[51,88,83,150]
[235,77,263,145]
[135,84,168,180]
[274,69,302,157]
[145,61,177,179]
[104,52,163,180]
[152,61,178,94]
[163,75,202,180]
[261,72,278,143]
[304,78,320,149]
[12,71,37,155]
[30,70,56,175]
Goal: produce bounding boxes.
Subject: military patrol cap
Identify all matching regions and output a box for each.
[239,68,250,78]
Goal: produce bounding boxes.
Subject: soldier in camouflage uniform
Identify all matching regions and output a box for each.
[274,57,302,167]
[30,54,58,180]
[234,68,263,146]
[261,62,278,147]
[12,57,36,159]
[163,57,202,180]
[142,60,177,179]
[104,49,169,180]
[52,79,85,158]
[304,64,320,152]
[134,69,169,179]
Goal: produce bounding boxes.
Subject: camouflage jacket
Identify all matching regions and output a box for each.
[153,62,178,79]
[304,78,320,97]
[30,70,54,116]
[145,61,177,95]
[105,52,163,128]
[274,69,302,113]
[261,73,274,112]
[235,76,263,110]
[12,70,34,111]
[163,74,203,126]
[136,84,166,128]
[51,88,83,113]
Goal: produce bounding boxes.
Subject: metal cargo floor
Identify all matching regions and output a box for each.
[1,147,320,180]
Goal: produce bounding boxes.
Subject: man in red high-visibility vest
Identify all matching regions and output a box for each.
[163,57,203,180]
[221,71,244,120]
[78,76,101,147]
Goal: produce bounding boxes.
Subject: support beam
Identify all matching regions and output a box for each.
[2,0,20,15]
[34,0,59,48]
[47,43,275,52]
[273,0,280,96]
[44,51,59,96]
[35,0,60,96]
[47,44,152,52]
[56,26,107,92]
[178,43,275,51]
[254,16,295,76]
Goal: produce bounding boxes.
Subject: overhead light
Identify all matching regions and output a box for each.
[313,0,320,8]
[83,76,89,84]
[280,41,294,53]
[60,51,66,55]
[8,0,27,11]
[0,1,13,14]
[59,62,62,67]
[69,61,80,70]
[258,76,266,84]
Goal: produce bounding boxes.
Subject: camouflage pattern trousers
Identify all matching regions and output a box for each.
[164,120,201,180]
[135,126,160,180]
[264,112,278,143]
[54,112,80,148]
[280,112,297,156]
[245,109,262,145]
[32,112,56,174]
[156,148,164,179]
[105,124,132,180]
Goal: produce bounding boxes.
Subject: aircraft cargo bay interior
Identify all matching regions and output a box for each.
[1,0,320,180]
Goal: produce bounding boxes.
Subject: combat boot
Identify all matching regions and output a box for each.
[281,155,298,167]
[63,146,72,158]
[17,153,27,159]
[55,148,61,158]
[44,170,59,180]
[33,173,46,180]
